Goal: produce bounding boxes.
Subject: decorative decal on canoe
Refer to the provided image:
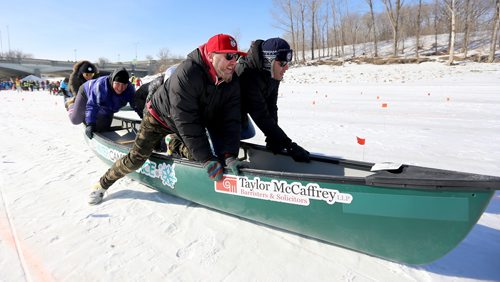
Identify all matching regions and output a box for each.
[215,175,353,206]
[92,141,177,189]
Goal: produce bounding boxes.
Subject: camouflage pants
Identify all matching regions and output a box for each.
[168,134,193,160]
[99,111,174,189]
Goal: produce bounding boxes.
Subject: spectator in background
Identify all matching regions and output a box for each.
[65,60,97,109]
[15,78,21,92]
[59,77,71,103]
[135,76,141,89]
[130,74,136,86]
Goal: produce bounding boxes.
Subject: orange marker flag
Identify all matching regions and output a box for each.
[356,136,366,145]
[381,103,388,108]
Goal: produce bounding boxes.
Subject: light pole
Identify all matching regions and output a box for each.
[73,49,77,62]
[134,42,138,61]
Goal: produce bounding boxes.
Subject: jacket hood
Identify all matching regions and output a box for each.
[192,44,218,84]
[108,68,130,87]
[73,60,97,74]
[236,40,265,76]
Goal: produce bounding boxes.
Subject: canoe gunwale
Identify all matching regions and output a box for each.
[98,115,500,192]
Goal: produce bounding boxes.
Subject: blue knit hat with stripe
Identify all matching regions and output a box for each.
[261,38,293,71]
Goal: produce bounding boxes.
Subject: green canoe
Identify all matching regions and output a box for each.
[85,117,499,265]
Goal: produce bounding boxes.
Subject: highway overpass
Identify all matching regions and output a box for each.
[0,57,181,80]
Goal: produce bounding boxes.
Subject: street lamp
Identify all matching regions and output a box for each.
[74,49,77,62]
[134,42,138,61]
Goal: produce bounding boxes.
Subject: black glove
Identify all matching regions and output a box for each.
[85,123,96,139]
[287,142,310,162]
[136,109,144,119]
[265,137,286,154]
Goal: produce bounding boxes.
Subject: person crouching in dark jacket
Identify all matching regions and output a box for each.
[68,67,140,137]
[88,34,247,205]
[235,38,310,162]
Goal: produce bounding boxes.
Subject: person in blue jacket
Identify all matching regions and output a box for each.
[68,67,140,138]
[59,77,71,102]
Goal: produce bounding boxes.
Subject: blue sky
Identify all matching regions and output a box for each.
[0,0,373,62]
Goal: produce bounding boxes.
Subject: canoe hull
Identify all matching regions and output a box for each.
[86,134,494,264]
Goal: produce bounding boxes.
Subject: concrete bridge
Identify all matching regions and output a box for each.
[0,57,179,80]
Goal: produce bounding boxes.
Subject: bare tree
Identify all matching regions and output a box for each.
[330,0,340,57]
[299,0,307,62]
[366,0,379,57]
[433,0,440,54]
[272,0,299,62]
[324,0,331,56]
[318,4,329,57]
[157,48,170,60]
[287,0,298,62]
[462,0,472,58]
[489,0,500,62]
[156,48,172,72]
[268,0,496,64]
[337,0,349,57]
[2,50,33,60]
[445,0,456,65]
[344,12,361,57]
[416,0,423,58]
[383,0,404,56]
[308,0,321,60]
[399,5,409,54]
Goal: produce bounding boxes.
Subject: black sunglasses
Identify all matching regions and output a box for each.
[277,61,288,67]
[221,53,240,61]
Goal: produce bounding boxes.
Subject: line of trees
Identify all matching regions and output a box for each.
[0,50,33,60]
[273,0,500,63]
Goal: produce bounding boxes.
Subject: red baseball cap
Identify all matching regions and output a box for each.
[205,34,247,57]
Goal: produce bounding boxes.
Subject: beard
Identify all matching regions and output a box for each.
[216,68,233,83]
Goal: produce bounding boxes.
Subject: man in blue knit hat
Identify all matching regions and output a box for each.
[236,38,310,162]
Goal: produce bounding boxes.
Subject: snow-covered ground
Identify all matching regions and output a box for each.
[1,61,499,281]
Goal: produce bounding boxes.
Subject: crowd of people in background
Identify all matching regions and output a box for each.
[0,80,13,90]
[0,77,68,94]
[0,64,145,95]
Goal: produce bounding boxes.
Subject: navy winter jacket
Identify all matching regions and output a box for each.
[84,72,137,125]
[235,40,292,148]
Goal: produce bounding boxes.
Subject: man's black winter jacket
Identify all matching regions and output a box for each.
[150,48,241,162]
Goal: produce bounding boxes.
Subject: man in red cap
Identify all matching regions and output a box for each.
[88,34,247,205]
